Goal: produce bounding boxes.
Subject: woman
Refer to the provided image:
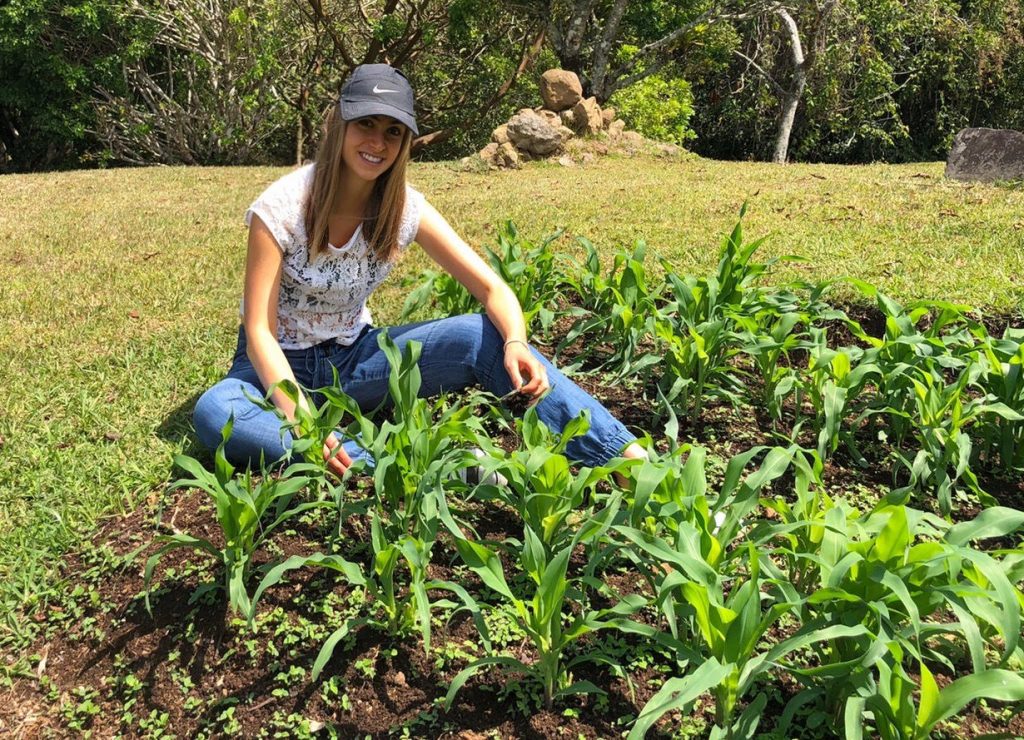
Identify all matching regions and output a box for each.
[193,63,645,476]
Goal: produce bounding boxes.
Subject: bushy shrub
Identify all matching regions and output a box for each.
[609,49,695,146]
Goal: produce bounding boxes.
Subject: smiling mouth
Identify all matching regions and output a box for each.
[359,152,384,164]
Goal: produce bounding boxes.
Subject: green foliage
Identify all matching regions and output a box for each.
[609,49,695,146]
[144,418,327,618]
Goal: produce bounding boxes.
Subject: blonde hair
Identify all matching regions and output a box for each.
[304,105,413,263]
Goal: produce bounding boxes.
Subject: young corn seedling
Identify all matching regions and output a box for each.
[557,240,665,377]
[972,327,1024,472]
[795,327,879,463]
[652,208,799,427]
[793,503,1024,719]
[886,365,1021,516]
[626,538,868,740]
[443,495,656,713]
[845,282,978,449]
[472,406,632,558]
[144,417,325,619]
[847,651,1024,740]
[615,444,815,641]
[400,222,571,339]
[252,333,495,665]
[734,306,806,428]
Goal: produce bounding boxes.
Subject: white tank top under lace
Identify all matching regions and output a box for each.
[242,163,424,349]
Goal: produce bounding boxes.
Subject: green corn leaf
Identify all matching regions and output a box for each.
[918,667,1024,733]
[628,658,732,740]
[444,656,529,711]
[426,579,491,653]
[731,691,767,740]
[251,553,366,623]
[873,506,910,565]
[615,526,718,585]
[453,538,516,601]
[844,696,866,740]
[945,507,1024,546]
[946,598,988,674]
[553,680,606,700]
[311,616,371,680]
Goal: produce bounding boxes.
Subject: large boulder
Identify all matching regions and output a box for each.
[945,127,1024,182]
[540,69,583,112]
[506,110,564,155]
[571,96,603,135]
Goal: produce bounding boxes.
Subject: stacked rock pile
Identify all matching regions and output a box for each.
[468,69,680,169]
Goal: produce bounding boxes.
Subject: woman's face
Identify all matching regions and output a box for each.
[342,115,407,182]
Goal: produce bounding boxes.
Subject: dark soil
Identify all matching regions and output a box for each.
[4,307,1023,739]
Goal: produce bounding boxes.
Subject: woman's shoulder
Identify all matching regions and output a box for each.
[260,163,316,203]
[245,164,315,250]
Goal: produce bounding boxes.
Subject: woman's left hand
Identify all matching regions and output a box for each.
[503,342,549,402]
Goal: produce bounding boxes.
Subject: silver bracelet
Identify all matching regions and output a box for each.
[503,339,529,352]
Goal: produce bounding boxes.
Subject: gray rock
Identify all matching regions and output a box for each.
[540,69,583,112]
[946,127,1024,183]
[506,110,563,156]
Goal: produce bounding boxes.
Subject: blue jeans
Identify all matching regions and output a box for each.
[192,314,636,468]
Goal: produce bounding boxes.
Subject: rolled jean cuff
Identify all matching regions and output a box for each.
[597,429,639,463]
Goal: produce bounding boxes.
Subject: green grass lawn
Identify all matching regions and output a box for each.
[1,154,1022,658]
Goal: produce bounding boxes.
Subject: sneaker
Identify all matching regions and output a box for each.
[456,447,508,487]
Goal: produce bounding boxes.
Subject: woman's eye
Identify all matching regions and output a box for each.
[387,127,403,137]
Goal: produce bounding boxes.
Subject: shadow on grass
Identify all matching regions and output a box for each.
[155,389,211,465]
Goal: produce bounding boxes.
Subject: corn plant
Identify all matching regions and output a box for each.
[794,328,880,463]
[617,445,868,738]
[470,406,633,560]
[616,444,818,641]
[248,334,496,664]
[789,503,1024,719]
[143,417,325,618]
[734,307,805,427]
[556,240,665,376]
[847,653,1024,740]
[885,365,1022,515]
[653,210,796,426]
[846,282,978,449]
[972,327,1024,472]
[400,222,571,338]
[627,542,868,740]
[443,495,660,712]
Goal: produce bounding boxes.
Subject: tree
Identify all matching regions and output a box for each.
[546,0,778,101]
[730,0,838,162]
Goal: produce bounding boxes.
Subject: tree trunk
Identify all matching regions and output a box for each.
[773,8,806,164]
[774,82,804,163]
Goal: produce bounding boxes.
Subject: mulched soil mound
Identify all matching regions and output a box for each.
[3,306,1023,738]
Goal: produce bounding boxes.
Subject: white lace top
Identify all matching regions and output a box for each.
[242,164,424,348]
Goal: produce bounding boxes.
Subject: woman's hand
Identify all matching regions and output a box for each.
[503,341,549,402]
[323,434,354,478]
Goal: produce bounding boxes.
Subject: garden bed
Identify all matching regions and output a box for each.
[5,220,1024,738]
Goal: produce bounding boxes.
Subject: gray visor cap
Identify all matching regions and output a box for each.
[339,64,418,136]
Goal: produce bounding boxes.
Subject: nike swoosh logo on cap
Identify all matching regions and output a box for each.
[373,84,399,94]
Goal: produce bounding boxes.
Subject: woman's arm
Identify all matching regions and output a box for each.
[243,215,303,419]
[414,201,549,398]
[243,216,351,474]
